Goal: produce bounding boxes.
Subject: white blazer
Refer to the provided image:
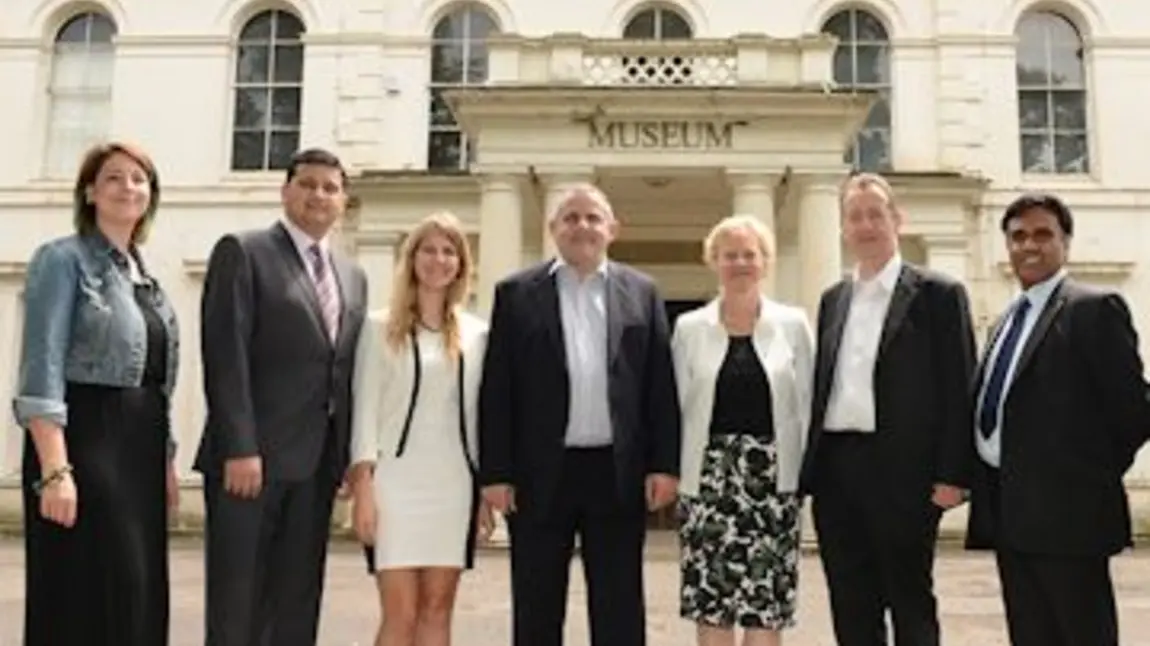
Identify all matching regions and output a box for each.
[672,296,815,496]
[349,307,488,468]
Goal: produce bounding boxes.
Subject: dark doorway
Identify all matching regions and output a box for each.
[647,298,707,530]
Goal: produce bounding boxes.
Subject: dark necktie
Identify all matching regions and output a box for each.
[308,244,339,343]
[978,298,1033,439]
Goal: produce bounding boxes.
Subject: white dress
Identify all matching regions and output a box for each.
[372,328,474,569]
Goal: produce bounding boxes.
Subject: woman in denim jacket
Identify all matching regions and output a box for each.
[13,142,180,646]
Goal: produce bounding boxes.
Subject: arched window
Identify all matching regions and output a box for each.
[230,10,305,171]
[620,5,694,85]
[623,5,693,39]
[822,8,892,171]
[1016,11,1088,174]
[428,3,499,171]
[45,12,117,178]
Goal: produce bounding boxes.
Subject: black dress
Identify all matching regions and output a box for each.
[22,283,170,646]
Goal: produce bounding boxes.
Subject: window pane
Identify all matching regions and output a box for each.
[1020,134,1053,173]
[428,130,463,170]
[1049,41,1084,86]
[854,45,889,85]
[623,11,656,39]
[854,11,888,42]
[433,12,467,40]
[1015,23,1049,86]
[1051,90,1086,129]
[659,10,692,39]
[466,9,498,40]
[236,44,270,83]
[1017,90,1049,129]
[865,96,891,128]
[269,131,299,169]
[234,88,269,128]
[89,14,116,42]
[232,131,266,170]
[239,12,273,42]
[56,14,90,43]
[465,43,488,83]
[271,88,301,126]
[832,46,853,83]
[1054,134,1088,173]
[274,13,305,41]
[822,11,851,39]
[273,44,304,83]
[856,128,890,171]
[429,88,456,126]
[431,43,465,83]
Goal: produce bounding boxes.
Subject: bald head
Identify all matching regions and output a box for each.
[547,182,618,275]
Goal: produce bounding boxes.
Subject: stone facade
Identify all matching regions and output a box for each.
[0,0,1148,531]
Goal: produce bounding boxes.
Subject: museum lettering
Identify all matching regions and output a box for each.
[588,120,738,150]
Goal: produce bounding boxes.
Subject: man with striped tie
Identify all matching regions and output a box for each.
[194,148,369,646]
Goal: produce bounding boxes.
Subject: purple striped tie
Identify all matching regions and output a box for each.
[308,244,339,343]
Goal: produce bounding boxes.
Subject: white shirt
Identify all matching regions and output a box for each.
[281,217,335,285]
[550,257,613,447]
[824,254,903,433]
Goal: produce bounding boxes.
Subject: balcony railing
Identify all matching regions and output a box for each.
[485,33,840,88]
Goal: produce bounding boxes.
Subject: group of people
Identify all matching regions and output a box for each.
[11,140,1150,646]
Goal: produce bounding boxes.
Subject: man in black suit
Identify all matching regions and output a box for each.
[965,193,1150,646]
[799,172,977,646]
[478,183,681,646]
[194,148,368,646]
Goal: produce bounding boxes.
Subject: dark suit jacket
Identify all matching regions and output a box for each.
[965,279,1150,556]
[478,260,682,519]
[800,263,977,512]
[193,222,368,482]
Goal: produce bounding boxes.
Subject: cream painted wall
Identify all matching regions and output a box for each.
[1,0,1150,486]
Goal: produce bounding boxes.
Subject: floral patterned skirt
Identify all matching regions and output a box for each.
[678,433,802,629]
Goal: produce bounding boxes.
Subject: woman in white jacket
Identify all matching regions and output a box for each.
[347,212,493,646]
[672,215,815,646]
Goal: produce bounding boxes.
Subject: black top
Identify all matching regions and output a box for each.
[133,284,168,387]
[709,336,774,440]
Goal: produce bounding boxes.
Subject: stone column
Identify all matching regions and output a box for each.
[729,172,777,296]
[355,231,401,309]
[539,170,595,261]
[924,235,969,283]
[477,174,524,316]
[797,175,843,320]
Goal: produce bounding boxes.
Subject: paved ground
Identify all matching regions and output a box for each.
[2,535,1150,646]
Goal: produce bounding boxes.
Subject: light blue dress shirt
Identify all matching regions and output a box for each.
[550,258,614,447]
[975,268,1067,467]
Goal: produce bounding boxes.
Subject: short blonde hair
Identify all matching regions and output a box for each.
[703,214,777,267]
[840,172,898,210]
[385,211,473,359]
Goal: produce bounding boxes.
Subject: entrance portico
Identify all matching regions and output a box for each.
[350,32,987,328]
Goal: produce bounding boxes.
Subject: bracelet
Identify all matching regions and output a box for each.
[33,464,73,496]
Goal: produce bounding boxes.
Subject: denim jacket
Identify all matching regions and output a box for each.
[12,233,180,457]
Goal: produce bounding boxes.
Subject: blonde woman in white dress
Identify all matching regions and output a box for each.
[347,212,494,646]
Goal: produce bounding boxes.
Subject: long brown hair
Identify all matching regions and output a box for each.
[384,212,473,359]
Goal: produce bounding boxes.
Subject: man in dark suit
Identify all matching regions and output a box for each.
[799,172,977,646]
[194,148,368,646]
[479,183,681,646]
[965,193,1150,646]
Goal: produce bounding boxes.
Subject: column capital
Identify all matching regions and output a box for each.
[478,173,522,191]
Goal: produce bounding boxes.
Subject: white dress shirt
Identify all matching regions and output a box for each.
[551,258,613,447]
[823,254,902,433]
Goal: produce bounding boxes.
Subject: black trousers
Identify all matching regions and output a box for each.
[811,433,941,646]
[202,470,339,646]
[995,550,1117,646]
[508,448,647,646]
